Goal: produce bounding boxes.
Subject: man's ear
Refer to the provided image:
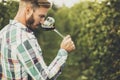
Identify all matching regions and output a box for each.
[26,5,33,19]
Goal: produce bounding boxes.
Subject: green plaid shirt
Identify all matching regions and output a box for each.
[0,20,68,80]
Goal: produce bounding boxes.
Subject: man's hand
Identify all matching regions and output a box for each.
[60,35,76,52]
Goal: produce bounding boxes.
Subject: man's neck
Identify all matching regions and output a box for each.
[14,9,26,27]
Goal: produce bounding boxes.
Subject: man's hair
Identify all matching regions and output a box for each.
[20,0,51,8]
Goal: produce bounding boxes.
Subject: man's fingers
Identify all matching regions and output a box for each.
[61,35,76,52]
[63,35,71,40]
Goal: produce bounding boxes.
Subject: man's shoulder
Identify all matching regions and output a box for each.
[0,24,11,34]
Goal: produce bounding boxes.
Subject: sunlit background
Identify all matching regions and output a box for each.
[48,0,105,7]
[48,0,80,8]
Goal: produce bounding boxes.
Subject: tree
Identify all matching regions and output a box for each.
[0,1,18,29]
[54,0,120,80]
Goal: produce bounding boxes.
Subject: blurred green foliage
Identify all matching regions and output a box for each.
[0,0,120,80]
[0,1,18,29]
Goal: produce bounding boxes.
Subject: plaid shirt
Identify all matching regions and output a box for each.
[0,20,68,80]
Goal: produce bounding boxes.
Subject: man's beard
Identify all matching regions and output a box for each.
[26,14,41,32]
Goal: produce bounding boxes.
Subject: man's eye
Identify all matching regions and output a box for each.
[39,15,46,18]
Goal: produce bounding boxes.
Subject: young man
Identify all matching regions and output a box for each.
[0,0,75,80]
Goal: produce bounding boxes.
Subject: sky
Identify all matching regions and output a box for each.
[48,0,80,8]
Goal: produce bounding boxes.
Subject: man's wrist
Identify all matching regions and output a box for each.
[58,49,68,56]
